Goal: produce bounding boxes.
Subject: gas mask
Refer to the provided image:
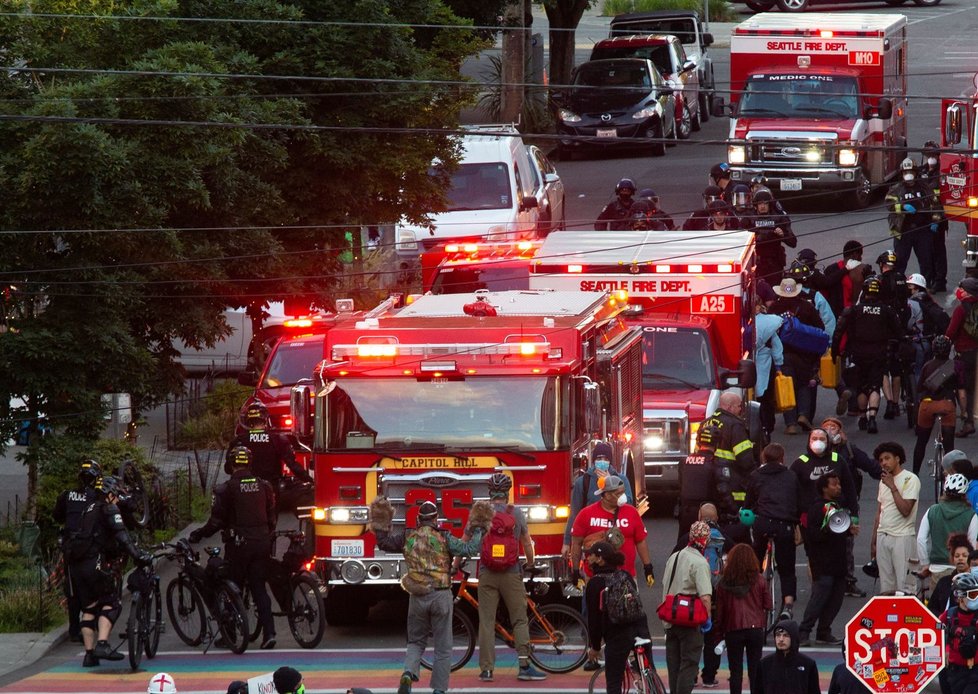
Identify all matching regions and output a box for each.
[810,440,828,455]
[595,459,611,473]
[903,173,915,182]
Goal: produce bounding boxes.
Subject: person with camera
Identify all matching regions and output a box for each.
[66,474,152,666]
[189,446,278,650]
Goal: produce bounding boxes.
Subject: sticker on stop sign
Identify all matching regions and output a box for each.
[845,595,944,694]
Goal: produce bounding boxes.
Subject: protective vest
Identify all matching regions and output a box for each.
[680,451,717,504]
[228,475,274,542]
[844,301,898,355]
[60,487,99,535]
[707,411,753,470]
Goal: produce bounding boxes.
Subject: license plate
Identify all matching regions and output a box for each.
[331,539,364,558]
[596,128,617,138]
[780,179,802,191]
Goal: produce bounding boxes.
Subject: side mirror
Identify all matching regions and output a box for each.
[746,401,767,451]
[711,96,727,118]
[544,172,560,185]
[583,381,601,434]
[738,358,757,389]
[682,60,696,73]
[702,32,714,47]
[290,380,313,438]
[945,104,963,145]
[520,196,539,211]
[237,370,258,387]
[874,98,893,120]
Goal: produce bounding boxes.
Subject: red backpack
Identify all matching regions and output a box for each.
[480,506,519,572]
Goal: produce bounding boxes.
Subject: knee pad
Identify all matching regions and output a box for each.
[79,618,97,632]
[98,599,121,626]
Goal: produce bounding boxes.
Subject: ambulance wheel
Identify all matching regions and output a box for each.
[912,0,940,6]
[745,0,775,10]
[847,170,873,210]
[775,0,809,11]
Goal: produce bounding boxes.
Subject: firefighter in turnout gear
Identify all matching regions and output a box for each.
[886,157,941,281]
[53,460,102,641]
[703,391,756,545]
[677,421,722,542]
[66,474,152,667]
[189,446,278,650]
[920,141,949,292]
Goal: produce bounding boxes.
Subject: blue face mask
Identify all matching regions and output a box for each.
[595,459,611,473]
[967,596,978,611]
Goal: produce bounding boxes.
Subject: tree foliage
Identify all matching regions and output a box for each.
[0,0,485,449]
[542,0,596,90]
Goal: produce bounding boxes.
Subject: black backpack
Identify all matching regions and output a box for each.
[603,569,646,625]
[915,296,951,337]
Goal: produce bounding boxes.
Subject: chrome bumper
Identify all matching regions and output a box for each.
[730,165,860,190]
[318,554,568,586]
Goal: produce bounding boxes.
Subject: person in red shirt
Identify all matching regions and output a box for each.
[569,476,654,583]
[940,571,978,694]
[946,278,978,437]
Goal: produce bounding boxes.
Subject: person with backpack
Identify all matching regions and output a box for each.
[584,541,651,694]
[369,496,492,694]
[715,543,772,694]
[911,335,966,474]
[67,474,152,667]
[908,274,951,355]
[947,277,978,437]
[562,441,635,558]
[468,473,547,682]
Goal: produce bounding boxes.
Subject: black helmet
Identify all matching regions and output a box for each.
[730,183,751,208]
[417,500,438,523]
[488,472,512,497]
[788,260,813,284]
[876,250,897,266]
[630,201,652,229]
[97,475,125,497]
[710,162,731,181]
[226,682,248,694]
[862,276,881,295]
[79,459,102,486]
[615,178,636,195]
[637,188,658,204]
[707,199,729,214]
[752,187,774,205]
[862,558,879,579]
[229,445,252,467]
[244,402,269,428]
[702,185,723,205]
[932,335,953,359]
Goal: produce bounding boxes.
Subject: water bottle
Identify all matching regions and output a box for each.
[714,640,726,656]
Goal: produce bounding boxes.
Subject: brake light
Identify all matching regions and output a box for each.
[282,415,293,428]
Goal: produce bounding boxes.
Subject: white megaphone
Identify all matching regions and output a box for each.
[826,505,851,534]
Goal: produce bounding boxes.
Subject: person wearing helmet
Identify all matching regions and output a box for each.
[946,278,978,437]
[832,276,903,434]
[873,251,913,420]
[369,495,490,694]
[917,473,977,588]
[683,187,725,231]
[907,273,951,356]
[227,401,312,514]
[637,188,675,230]
[595,178,638,231]
[728,183,752,217]
[709,162,733,200]
[920,141,949,293]
[53,459,103,641]
[939,568,978,694]
[745,187,796,285]
[911,334,966,476]
[704,199,742,233]
[702,392,756,549]
[148,673,178,693]
[67,474,152,666]
[189,446,278,650]
[627,201,666,231]
[885,156,941,285]
[462,473,547,682]
[745,443,800,623]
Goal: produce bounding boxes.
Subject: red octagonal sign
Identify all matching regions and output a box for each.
[846,595,945,693]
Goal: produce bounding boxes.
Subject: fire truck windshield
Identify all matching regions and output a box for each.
[641,328,716,390]
[740,75,858,119]
[261,336,325,388]
[324,376,563,450]
[431,265,530,294]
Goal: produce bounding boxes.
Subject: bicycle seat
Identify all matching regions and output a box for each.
[634,636,652,647]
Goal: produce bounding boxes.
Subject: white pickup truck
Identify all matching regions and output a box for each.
[610,10,716,120]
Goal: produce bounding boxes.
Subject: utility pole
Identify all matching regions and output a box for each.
[499,0,527,123]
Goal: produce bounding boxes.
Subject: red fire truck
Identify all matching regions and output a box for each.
[420,240,540,294]
[529,230,759,494]
[939,73,978,267]
[714,13,908,209]
[291,290,645,623]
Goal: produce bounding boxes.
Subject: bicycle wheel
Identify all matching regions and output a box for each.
[127,592,145,671]
[934,441,946,502]
[588,664,641,693]
[642,663,667,694]
[119,459,150,527]
[528,603,589,673]
[762,544,777,634]
[288,574,327,648]
[215,584,250,654]
[166,575,205,647]
[144,581,162,659]
[240,587,263,643]
[419,609,475,672]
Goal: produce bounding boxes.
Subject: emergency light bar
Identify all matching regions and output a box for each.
[537,262,741,274]
[332,341,556,360]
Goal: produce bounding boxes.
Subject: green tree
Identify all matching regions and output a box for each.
[542,0,596,90]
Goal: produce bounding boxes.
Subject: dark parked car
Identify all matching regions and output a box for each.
[552,58,676,159]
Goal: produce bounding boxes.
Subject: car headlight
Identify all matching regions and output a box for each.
[396,229,418,251]
[525,506,551,522]
[728,145,746,165]
[838,148,858,167]
[558,108,581,123]
[328,507,369,523]
[632,104,661,120]
[645,433,665,451]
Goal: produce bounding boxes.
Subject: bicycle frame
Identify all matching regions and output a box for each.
[265,531,317,614]
[453,568,560,648]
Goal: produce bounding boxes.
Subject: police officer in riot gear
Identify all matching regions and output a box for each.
[190,446,278,649]
[683,186,725,231]
[920,141,949,292]
[702,391,756,545]
[747,188,796,284]
[53,460,102,641]
[677,421,721,542]
[66,474,151,666]
[628,202,667,231]
[228,403,312,513]
[637,188,675,230]
[595,178,637,231]
[876,250,912,420]
[886,157,941,281]
[832,276,903,434]
[710,162,733,202]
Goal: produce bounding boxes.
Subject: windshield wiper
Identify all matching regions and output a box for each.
[739,107,788,117]
[447,444,537,462]
[644,372,709,390]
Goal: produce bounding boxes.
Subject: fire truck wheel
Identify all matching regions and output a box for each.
[775,0,809,11]
[323,587,370,626]
[745,0,775,10]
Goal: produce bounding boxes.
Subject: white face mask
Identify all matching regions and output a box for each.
[810,440,828,455]
[903,173,915,182]
[845,259,861,271]
[927,157,938,167]
[616,493,628,507]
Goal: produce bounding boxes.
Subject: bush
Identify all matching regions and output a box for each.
[602,0,737,22]
[0,559,63,632]
[175,380,251,451]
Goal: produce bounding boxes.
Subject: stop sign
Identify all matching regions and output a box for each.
[845,595,945,693]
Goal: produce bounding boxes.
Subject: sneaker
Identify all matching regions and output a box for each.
[479,670,494,682]
[701,680,720,689]
[82,652,100,668]
[867,417,878,434]
[817,633,844,645]
[260,634,276,650]
[583,659,603,672]
[92,640,124,661]
[784,424,801,435]
[858,416,868,431]
[779,604,793,622]
[836,389,852,416]
[797,415,813,432]
[846,582,867,598]
[397,671,413,694]
[518,663,548,681]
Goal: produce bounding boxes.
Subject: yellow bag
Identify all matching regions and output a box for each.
[774,373,796,412]
[820,351,841,389]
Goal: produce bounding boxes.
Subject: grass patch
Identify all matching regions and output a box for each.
[0,556,64,632]
[602,0,738,22]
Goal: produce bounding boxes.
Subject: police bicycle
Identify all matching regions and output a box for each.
[164,539,250,654]
[123,545,168,670]
[587,636,667,694]
[118,459,150,528]
[240,529,326,648]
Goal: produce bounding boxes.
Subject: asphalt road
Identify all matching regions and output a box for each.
[3,3,978,693]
